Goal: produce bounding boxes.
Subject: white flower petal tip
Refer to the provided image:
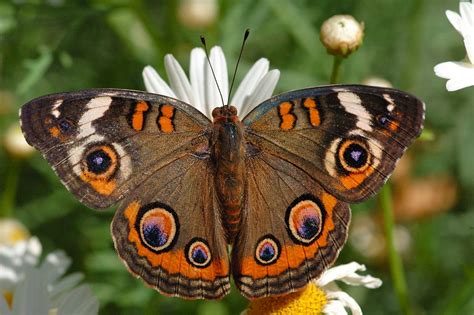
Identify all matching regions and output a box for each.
[143,46,280,119]
[142,66,176,97]
[435,0,474,91]
[316,261,383,289]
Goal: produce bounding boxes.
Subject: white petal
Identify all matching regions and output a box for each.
[446,10,463,34]
[230,58,269,110]
[205,46,228,117]
[142,66,176,98]
[323,300,349,315]
[164,54,197,105]
[460,2,474,31]
[240,69,280,118]
[465,37,474,64]
[326,291,363,315]
[340,273,382,289]
[316,262,367,287]
[446,77,474,91]
[434,61,474,79]
[190,48,206,113]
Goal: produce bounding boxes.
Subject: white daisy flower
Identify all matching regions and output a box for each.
[434,0,474,91]
[318,262,382,315]
[142,46,280,119]
[0,237,99,314]
[244,261,382,315]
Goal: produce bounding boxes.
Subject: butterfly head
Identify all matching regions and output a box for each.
[212,105,239,123]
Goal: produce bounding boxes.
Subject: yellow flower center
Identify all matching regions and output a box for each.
[245,283,327,315]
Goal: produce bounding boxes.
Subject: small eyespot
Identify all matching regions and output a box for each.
[377,115,389,126]
[185,238,212,268]
[337,138,370,173]
[137,202,179,253]
[254,235,280,265]
[58,118,73,132]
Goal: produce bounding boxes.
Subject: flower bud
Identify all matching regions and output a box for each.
[3,123,35,159]
[178,0,218,29]
[0,218,30,246]
[320,15,364,57]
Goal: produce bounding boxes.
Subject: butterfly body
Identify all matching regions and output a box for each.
[20,85,424,300]
[211,105,246,242]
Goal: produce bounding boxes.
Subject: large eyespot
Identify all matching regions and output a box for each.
[81,144,118,179]
[254,234,281,265]
[185,238,212,268]
[337,138,370,173]
[136,202,179,253]
[286,194,325,245]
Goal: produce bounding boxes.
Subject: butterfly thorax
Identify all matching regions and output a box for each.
[212,105,245,243]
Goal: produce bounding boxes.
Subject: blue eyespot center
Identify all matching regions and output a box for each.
[259,243,276,262]
[86,149,112,174]
[192,247,208,264]
[298,216,320,240]
[343,143,367,168]
[143,223,168,247]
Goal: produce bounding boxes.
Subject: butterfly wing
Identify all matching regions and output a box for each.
[242,84,425,202]
[20,89,209,208]
[232,151,350,299]
[20,89,230,299]
[232,85,424,298]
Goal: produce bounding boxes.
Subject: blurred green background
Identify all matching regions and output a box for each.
[1,0,473,314]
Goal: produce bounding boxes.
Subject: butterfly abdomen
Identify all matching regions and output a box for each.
[212,106,246,243]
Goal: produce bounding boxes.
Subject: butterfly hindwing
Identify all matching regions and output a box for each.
[232,151,350,299]
[20,89,210,208]
[111,153,230,299]
[243,84,425,202]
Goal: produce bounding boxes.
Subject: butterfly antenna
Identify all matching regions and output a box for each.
[200,35,225,107]
[228,29,250,103]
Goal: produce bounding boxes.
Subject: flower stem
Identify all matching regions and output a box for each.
[330,55,343,84]
[1,159,20,218]
[380,184,411,315]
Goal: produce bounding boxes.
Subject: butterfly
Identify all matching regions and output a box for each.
[20,84,424,300]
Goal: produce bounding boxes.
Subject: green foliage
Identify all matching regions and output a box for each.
[1,0,473,314]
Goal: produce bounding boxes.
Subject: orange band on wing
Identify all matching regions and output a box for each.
[131,101,149,131]
[239,192,337,279]
[303,98,321,127]
[278,102,296,130]
[123,202,228,280]
[339,165,375,189]
[80,174,116,195]
[158,105,175,133]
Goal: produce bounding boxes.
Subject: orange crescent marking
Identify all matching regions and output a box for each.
[339,165,375,189]
[80,173,116,195]
[123,202,229,280]
[239,192,337,278]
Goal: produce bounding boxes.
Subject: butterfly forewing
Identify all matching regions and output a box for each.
[20,89,211,208]
[242,84,425,203]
